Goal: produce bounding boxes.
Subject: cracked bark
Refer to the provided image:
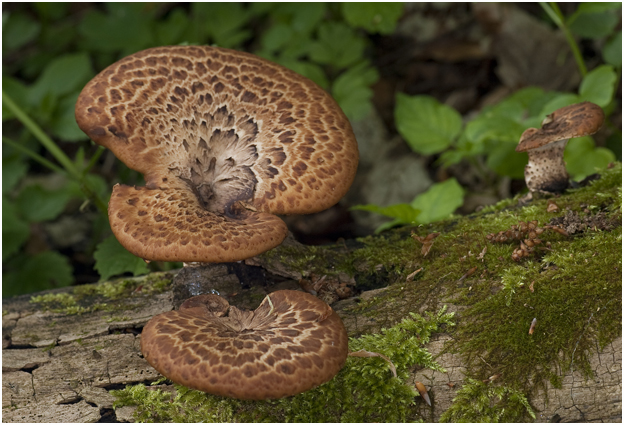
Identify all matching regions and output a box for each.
[2,258,621,422]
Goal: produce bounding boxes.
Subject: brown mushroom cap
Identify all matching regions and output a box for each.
[75,45,358,262]
[140,290,349,400]
[515,101,605,193]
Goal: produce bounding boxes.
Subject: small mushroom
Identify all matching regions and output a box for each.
[75,46,358,263]
[516,102,604,194]
[140,290,349,400]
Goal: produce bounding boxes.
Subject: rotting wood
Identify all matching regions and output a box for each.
[3,273,620,422]
[3,169,621,422]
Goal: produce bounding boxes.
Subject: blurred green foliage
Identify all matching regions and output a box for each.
[356,2,621,232]
[2,3,404,296]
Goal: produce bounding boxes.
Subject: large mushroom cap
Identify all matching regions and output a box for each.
[75,45,358,262]
[515,101,605,193]
[140,290,349,400]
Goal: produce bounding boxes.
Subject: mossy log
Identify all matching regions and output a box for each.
[3,165,621,422]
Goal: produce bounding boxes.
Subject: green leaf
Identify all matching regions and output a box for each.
[2,155,29,193]
[410,178,464,224]
[16,184,72,223]
[2,197,30,261]
[564,136,616,181]
[309,22,366,68]
[539,93,581,117]
[342,3,404,34]
[395,94,463,155]
[2,12,41,51]
[190,3,251,48]
[78,7,154,54]
[279,59,329,89]
[155,8,190,46]
[2,77,31,121]
[568,3,621,39]
[579,65,617,107]
[603,31,622,68]
[332,62,379,121]
[3,251,73,297]
[260,23,295,53]
[28,53,94,106]
[271,3,326,36]
[48,93,89,141]
[94,235,150,281]
[485,140,527,179]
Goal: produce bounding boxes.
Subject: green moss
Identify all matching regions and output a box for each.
[109,165,620,422]
[112,307,454,422]
[439,378,535,422]
[31,292,77,308]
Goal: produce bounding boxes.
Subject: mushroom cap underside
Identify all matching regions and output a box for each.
[516,101,605,152]
[109,183,288,262]
[75,45,359,217]
[140,290,349,400]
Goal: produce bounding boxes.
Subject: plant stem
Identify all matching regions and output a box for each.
[540,2,587,77]
[2,90,108,214]
[2,136,67,175]
[2,90,82,180]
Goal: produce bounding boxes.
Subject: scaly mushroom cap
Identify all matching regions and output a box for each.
[75,46,359,262]
[140,290,349,400]
[516,102,604,193]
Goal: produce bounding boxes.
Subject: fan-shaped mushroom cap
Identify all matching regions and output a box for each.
[75,46,358,262]
[516,102,604,193]
[140,290,349,400]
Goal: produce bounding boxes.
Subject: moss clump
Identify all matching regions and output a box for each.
[112,307,454,422]
[453,229,621,395]
[30,292,77,308]
[440,378,535,422]
[73,271,174,300]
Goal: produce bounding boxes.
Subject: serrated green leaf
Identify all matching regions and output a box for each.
[579,65,616,107]
[94,235,150,281]
[279,59,329,89]
[2,197,30,261]
[395,94,463,155]
[3,251,73,297]
[410,178,464,224]
[191,3,251,48]
[603,31,622,68]
[2,12,41,52]
[342,3,404,35]
[309,22,366,68]
[28,53,94,106]
[332,62,379,121]
[16,184,72,223]
[564,136,616,180]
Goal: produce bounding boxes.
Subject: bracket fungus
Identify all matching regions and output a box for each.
[516,101,604,194]
[75,46,358,263]
[140,290,349,399]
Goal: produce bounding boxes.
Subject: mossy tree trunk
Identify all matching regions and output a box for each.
[3,166,621,423]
